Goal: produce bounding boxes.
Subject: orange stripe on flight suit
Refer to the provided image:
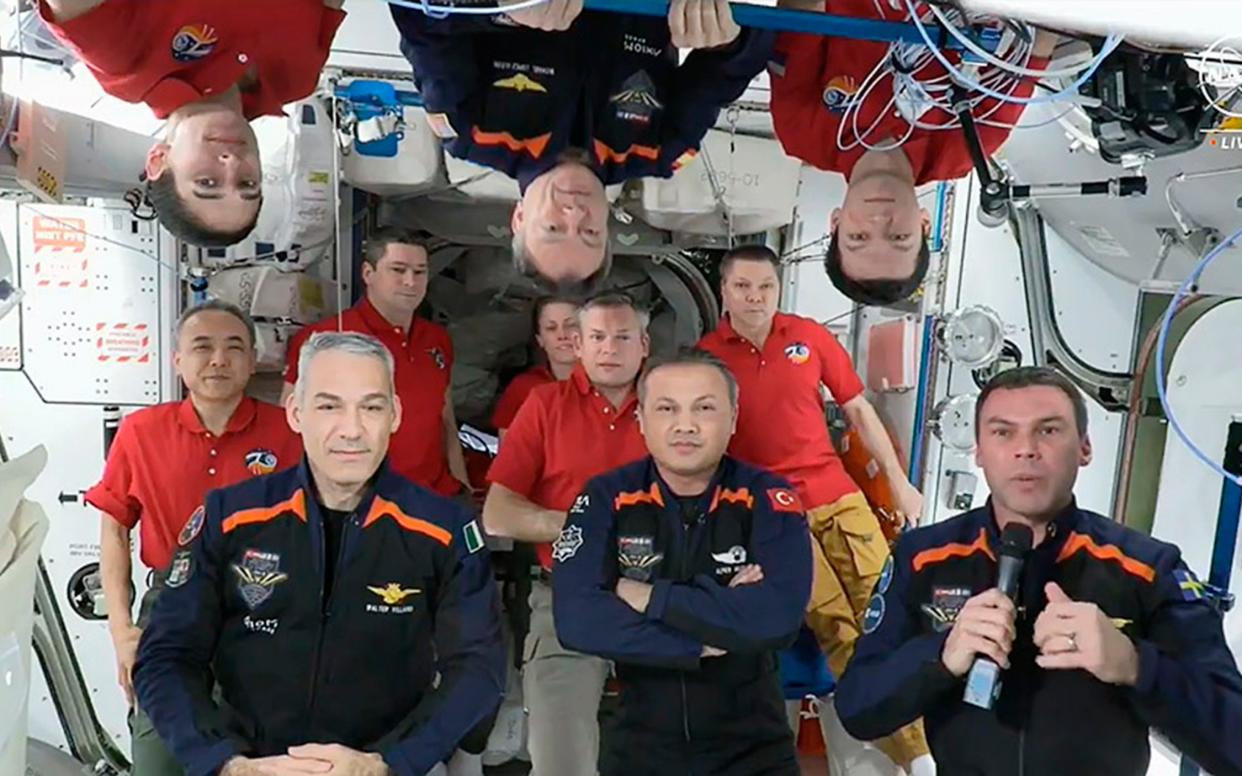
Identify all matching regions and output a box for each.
[471,127,552,159]
[362,495,452,546]
[912,527,996,572]
[1055,532,1155,582]
[594,139,660,165]
[222,489,308,534]
[709,487,754,511]
[614,482,664,510]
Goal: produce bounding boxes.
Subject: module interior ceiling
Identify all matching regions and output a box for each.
[999,103,1242,294]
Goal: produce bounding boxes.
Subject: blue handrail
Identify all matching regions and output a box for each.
[582,0,963,47]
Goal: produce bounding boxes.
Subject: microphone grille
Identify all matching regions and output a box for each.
[1000,523,1034,556]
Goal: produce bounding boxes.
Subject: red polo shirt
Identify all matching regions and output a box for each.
[770,0,1042,184]
[491,365,557,431]
[285,299,458,496]
[488,364,647,569]
[699,312,864,509]
[39,0,345,120]
[85,397,301,571]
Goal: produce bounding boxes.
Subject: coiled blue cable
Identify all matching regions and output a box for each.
[1156,225,1242,486]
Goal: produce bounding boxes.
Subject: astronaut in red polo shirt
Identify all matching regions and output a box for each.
[491,295,580,436]
[769,0,1056,306]
[482,291,650,776]
[698,245,931,773]
[283,228,472,498]
[38,0,346,248]
[85,300,300,776]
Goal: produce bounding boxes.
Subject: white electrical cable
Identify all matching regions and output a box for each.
[903,0,1123,106]
[384,0,552,15]
[925,3,1107,78]
[835,26,1037,151]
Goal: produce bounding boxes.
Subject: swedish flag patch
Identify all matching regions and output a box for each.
[1174,568,1206,602]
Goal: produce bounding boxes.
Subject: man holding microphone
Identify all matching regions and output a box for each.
[835,367,1242,775]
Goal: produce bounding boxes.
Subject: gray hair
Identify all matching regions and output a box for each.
[294,331,396,403]
[638,347,739,409]
[577,290,650,332]
[176,299,256,348]
[511,227,615,296]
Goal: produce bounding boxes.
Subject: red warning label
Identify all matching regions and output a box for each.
[32,216,89,288]
[32,217,87,253]
[96,323,150,363]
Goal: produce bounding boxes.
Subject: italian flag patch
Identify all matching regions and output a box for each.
[463,519,485,554]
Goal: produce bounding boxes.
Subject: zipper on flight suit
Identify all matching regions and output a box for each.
[678,512,693,743]
[306,510,357,715]
[678,505,709,744]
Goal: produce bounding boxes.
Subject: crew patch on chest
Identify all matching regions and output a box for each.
[618,534,663,582]
[711,544,748,577]
[245,449,279,476]
[232,549,288,610]
[822,75,860,113]
[922,586,971,632]
[784,342,811,364]
[610,71,664,126]
[171,24,217,63]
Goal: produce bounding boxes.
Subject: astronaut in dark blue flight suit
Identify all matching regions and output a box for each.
[835,366,1242,776]
[551,348,813,776]
[133,332,506,776]
[390,0,775,290]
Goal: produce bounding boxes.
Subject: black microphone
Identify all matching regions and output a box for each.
[963,523,1034,710]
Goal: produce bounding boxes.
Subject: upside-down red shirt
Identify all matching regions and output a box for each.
[39,0,345,119]
[769,0,1044,184]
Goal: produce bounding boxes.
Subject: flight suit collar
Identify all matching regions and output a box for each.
[983,496,1079,558]
[296,456,395,526]
[516,156,606,194]
[649,456,734,516]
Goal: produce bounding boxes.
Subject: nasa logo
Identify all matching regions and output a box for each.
[821,76,860,113]
[1197,36,1242,119]
[784,343,811,365]
[170,24,218,63]
[245,449,278,476]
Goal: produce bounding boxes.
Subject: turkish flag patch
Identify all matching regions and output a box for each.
[767,488,804,514]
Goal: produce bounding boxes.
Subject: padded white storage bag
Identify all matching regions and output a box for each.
[634,130,800,236]
[0,445,52,776]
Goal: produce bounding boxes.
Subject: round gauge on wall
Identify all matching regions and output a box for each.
[938,306,1005,369]
[930,393,979,453]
